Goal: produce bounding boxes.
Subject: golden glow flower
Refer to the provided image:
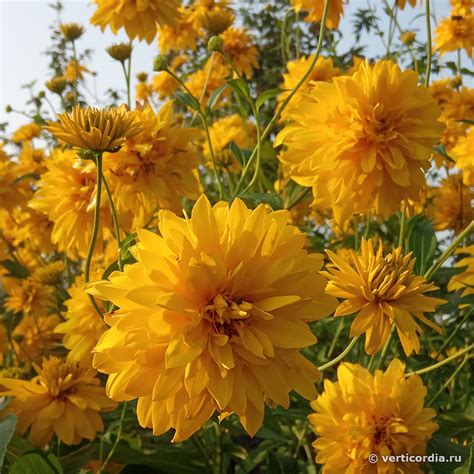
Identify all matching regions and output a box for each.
[290,0,345,29]
[59,22,85,41]
[86,195,337,441]
[276,60,444,224]
[3,277,54,317]
[33,261,65,285]
[158,7,199,53]
[322,238,445,356]
[65,60,89,82]
[308,359,438,472]
[451,129,474,185]
[29,149,112,259]
[11,123,41,143]
[434,12,474,58]
[448,245,474,297]
[198,8,234,35]
[451,0,473,14]
[220,27,258,79]
[278,55,342,122]
[91,0,181,44]
[45,76,67,95]
[0,357,116,446]
[106,42,132,62]
[103,102,201,229]
[45,104,141,152]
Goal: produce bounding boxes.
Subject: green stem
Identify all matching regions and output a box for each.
[424,0,432,87]
[99,402,127,474]
[127,47,132,107]
[72,40,78,104]
[190,52,215,126]
[376,326,395,370]
[407,344,473,376]
[327,318,345,359]
[427,354,471,407]
[120,61,131,109]
[232,0,330,198]
[364,211,371,239]
[286,187,310,210]
[398,200,407,248]
[436,309,472,356]
[424,220,474,280]
[318,336,360,372]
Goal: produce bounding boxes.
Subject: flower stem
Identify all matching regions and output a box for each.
[424,220,474,280]
[436,309,472,356]
[99,401,127,474]
[327,318,345,359]
[398,200,407,248]
[375,326,395,370]
[424,0,432,87]
[318,336,360,372]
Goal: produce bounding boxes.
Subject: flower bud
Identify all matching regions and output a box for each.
[45,76,68,95]
[401,31,416,46]
[153,55,169,72]
[106,42,133,62]
[59,22,84,42]
[5,105,12,113]
[136,72,148,83]
[208,36,224,52]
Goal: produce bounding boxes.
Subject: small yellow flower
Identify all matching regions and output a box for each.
[401,31,416,45]
[45,104,141,152]
[396,0,419,8]
[308,359,438,473]
[322,238,445,356]
[45,76,68,95]
[11,123,41,143]
[290,0,345,28]
[158,6,200,53]
[65,60,89,82]
[199,7,234,35]
[434,12,474,58]
[59,22,85,41]
[451,129,474,185]
[0,357,116,446]
[106,42,132,62]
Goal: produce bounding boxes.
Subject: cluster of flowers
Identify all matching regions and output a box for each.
[0,0,473,472]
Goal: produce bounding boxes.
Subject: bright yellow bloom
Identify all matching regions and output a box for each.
[308,359,438,473]
[45,76,68,95]
[396,0,419,8]
[65,60,89,82]
[430,174,474,232]
[0,357,116,446]
[322,238,445,356]
[429,78,455,107]
[220,27,259,79]
[45,104,141,152]
[290,0,345,29]
[448,245,474,298]
[158,7,199,53]
[278,55,342,122]
[3,277,54,317]
[135,80,154,103]
[29,149,112,259]
[451,0,473,14]
[103,102,201,229]
[276,60,444,224]
[451,129,474,185]
[55,277,107,366]
[11,123,41,143]
[18,142,46,175]
[86,195,337,441]
[434,12,474,58]
[91,0,181,44]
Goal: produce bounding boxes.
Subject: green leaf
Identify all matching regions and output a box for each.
[427,435,468,474]
[255,88,282,111]
[0,414,16,469]
[433,144,455,163]
[229,141,251,167]
[406,216,437,275]
[436,413,474,441]
[120,232,137,260]
[0,259,30,279]
[13,173,40,183]
[454,442,473,474]
[174,91,201,112]
[206,84,228,111]
[227,78,250,99]
[457,119,474,125]
[240,192,283,210]
[10,452,62,474]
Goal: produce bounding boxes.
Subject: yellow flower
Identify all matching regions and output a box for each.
[86,195,337,442]
[220,27,259,79]
[0,161,31,214]
[276,60,444,224]
[18,142,46,175]
[65,60,89,82]
[430,174,474,232]
[277,55,342,122]
[451,129,474,185]
[158,7,199,53]
[451,0,473,15]
[45,104,141,152]
[429,78,455,107]
[135,81,154,103]
[11,123,41,143]
[198,7,234,35]
[55,277,107,366]
[322,238,445,356]
[59,22,85,41]
[10,209,55,254]
[448,245,474,298]
[106,42,133,62]
[3,277,54,317]
[29,149,112,259]
[33,261,65,285]
[290,0,345,29]
[91,0,181,43]
[103,102,201,229]
[45,76,68,95]
[0,357,116,446]
[434,12,474,58]
[308,359,438,473]
[401,31,416,45]
[396,0,419,8]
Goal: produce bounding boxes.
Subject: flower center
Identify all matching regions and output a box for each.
[202,294,252,338]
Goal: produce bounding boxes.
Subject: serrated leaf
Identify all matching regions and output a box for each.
[255,88,282,110]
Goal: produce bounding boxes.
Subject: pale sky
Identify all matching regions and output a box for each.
[0,0,467,136]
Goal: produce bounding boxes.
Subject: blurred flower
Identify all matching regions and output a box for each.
[0,356,116,446]
[396,0,419,8]
[106,42,132,62]
[308,359,438,472]
[33,261,65,285]
[451,0,473,15]
[276,60,443,224]
[158,7,199,53]
[45,104,141,152]
[448,245,474,298]
[91,0,181,44]
[87,195,337,441]
[198,7,234,35]
[220,27,258,78]
[65,60,89,82]
[401,31,416,45]
[290,0,345,28]
[434,12,474,58]
[322,238,445,356]
[45,76,68,95]
[451,129,474,185]
[59,22,85,41]
[11,123,41,143]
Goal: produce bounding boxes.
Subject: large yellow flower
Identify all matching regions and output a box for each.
[86,195,337,441]
[308,359,438,473]
[290,0,345,28]
[220,27,259,79]
[276,60,444,224]
[434,12,474,58]
[448,245,474,298]
[451,129,474,185]
[322,238,445,356]
[45,104,141,152]
[103,102,201,229]
[90,0,181,44]
[0,357,116,446]
[29,149,112,259]
[277,55,342,122]
[158,7,199,53]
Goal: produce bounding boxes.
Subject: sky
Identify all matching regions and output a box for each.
[0,0,467,136]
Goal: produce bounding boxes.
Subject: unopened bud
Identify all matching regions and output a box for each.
[153,55,169,72]
[208,36,224,52]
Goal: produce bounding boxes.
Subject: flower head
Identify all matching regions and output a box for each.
[448,245,474,298]
[220,27,258,78]
[199,7,234,35]
[45,76,68,95]
[106,42,132,62]
[322,239,445,355]
[450,128,474,185]
[65,60,89,82]
[45,104,141,152]
[91,0,181,44]
[290,0,345,28]
[276,60,444,223]
[434,12,474,58]
[308,359,438,473]
[86,195,337,441]
[158,7,199,53]
[11,123,41,143]
[59,22,85,41]
[396,0,419,8]
[0,357,116,446]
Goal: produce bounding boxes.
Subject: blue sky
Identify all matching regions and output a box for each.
[0,0,466,135]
